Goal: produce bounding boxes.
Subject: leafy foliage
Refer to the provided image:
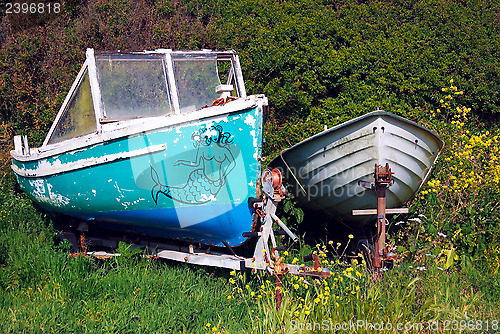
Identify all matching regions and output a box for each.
[390,80,500,274]
[1,0,500,162]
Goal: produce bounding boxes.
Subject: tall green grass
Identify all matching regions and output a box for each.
[0,176,256,333]
[1,84,499,333]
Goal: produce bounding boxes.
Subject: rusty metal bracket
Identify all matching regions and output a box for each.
[358,163,396,274]
[298,254,330,278]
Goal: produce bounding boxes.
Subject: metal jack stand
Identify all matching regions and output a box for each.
[355,164,408,277]
[249,168,330,309]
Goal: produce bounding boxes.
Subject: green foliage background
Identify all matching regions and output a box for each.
[1,0,500,161]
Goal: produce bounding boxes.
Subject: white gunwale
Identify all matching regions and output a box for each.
[11,96,264,162]
[12,144,167,178]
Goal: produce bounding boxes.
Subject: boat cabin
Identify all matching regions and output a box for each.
[22,49,247,154]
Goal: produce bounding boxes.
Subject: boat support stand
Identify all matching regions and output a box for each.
[355,164,408,277]
[69,168,330,309]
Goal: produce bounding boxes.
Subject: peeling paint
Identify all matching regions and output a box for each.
[200,194,217,202]
[29,179,46,199]
[205,121,215,131]
[12,144,166,178]
[203,128,218,138]
[244,114,256,128]
[113,182,125,198]
[29,179,70,207]
[250,130,257,148]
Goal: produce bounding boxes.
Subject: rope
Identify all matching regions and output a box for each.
[280,152,307,195]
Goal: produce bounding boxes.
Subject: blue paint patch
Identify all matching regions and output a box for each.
[63,201,252,246]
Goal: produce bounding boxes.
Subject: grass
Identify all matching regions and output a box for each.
[1,82,499,333]
[0,192,499,333]
[0,178,256,333]
[1,260,253,333]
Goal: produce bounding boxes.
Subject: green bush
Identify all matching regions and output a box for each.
[396,81,500,271]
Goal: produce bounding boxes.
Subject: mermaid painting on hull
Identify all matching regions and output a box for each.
[151,125,237,205]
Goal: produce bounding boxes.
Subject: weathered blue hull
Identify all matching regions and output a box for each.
[12,107,263,246]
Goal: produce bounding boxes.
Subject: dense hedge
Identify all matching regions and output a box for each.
[1,0,499,163]
[210,0,500,156]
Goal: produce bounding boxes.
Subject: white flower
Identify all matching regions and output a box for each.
[437,232,447,238]
[408,218,422,223]
[425,253,436,257]
[416,266,427,271]
[418,214,427,219]
[395,221,406,226]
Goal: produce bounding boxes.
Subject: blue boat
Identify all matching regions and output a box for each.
[11,49,267,247]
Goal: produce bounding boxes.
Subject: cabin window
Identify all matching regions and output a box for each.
[47,71,96,144]
[216,59,239,96]
[172,54,222,113]
[96,55,172,119]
